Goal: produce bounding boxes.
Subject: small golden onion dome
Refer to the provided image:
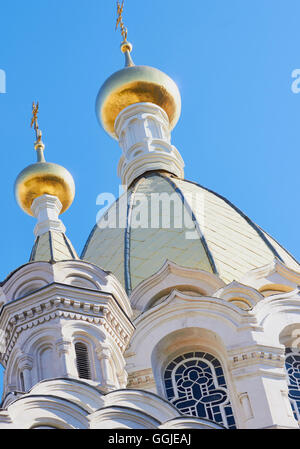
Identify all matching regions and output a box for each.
[14,145,75,217]
[96,43,181,139]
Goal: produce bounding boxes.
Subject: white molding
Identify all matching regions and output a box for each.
[1,259,132,318]
[215,281,264,309]
[130,260,225,313]
[0,378,222,429]
[241,257,300,290]
[0,285,134,366]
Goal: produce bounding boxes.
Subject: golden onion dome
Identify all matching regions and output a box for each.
[15,140,75,217]
[96,42,181,139]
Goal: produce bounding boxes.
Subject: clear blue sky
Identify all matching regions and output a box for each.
[0,0,299,395]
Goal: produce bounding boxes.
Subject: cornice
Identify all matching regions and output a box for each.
[0,284,134,365]
[127,368,155,389]
[0,259,131,317]
[227,344,286,373]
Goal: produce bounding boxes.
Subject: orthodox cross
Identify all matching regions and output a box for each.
[30,101,42,144]
[116,0,128,42]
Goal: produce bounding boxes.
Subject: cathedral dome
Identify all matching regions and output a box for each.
[81,172,300,294]
[88,10,300,296]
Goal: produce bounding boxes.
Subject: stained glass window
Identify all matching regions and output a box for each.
[285,348,300,423]
[164,351,236,429]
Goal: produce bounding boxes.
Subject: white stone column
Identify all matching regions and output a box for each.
[96,346,116,391]
[31,194,66,237]
[55,339,71,377]
[114,102,184,187]
[18,355,33,392]
[117,367,128,389]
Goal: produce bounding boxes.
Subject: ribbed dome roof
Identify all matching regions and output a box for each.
[81,172,299,294]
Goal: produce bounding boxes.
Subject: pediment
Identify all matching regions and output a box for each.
[240,258,300,294]
[129,260,225,312]
[214,281,264,310]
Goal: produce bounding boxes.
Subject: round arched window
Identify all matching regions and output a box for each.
[164,351,236,429]
[285,348,300,423]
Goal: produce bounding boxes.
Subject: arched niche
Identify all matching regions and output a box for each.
[151,327,236,429]
[151,327,230,396]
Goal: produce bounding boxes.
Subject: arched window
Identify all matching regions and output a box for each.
[75,342,91,380]
[285,348,300,423]
[164,351,236,429]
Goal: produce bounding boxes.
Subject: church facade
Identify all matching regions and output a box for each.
[0,14,300,429]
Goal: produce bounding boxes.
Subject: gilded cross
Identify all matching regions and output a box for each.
[30,101,42,143]
[116,0,128,42]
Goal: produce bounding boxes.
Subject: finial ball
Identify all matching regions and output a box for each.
[120,41,132,54]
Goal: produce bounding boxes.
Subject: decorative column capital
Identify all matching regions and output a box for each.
[18,354,33,371]
[55,339,71,356]
[96,345,112,361]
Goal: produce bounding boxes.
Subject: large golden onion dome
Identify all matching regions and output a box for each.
[15,103,75,216]
[96,42,181,139]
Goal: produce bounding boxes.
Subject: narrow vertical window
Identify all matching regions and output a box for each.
[75,342,91,380]
[20,371,25,391]
[164,351,236,429]
[285,348,300,423]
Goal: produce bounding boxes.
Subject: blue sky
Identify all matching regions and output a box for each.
[0,0,299,394]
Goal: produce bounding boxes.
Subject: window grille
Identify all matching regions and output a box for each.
[75,342,92,380]
[164,351,236,429]
[285,348,300,422]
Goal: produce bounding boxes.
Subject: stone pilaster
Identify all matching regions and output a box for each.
[17,354,33,392]
[229,346,298,428]
[96,346,116,392]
